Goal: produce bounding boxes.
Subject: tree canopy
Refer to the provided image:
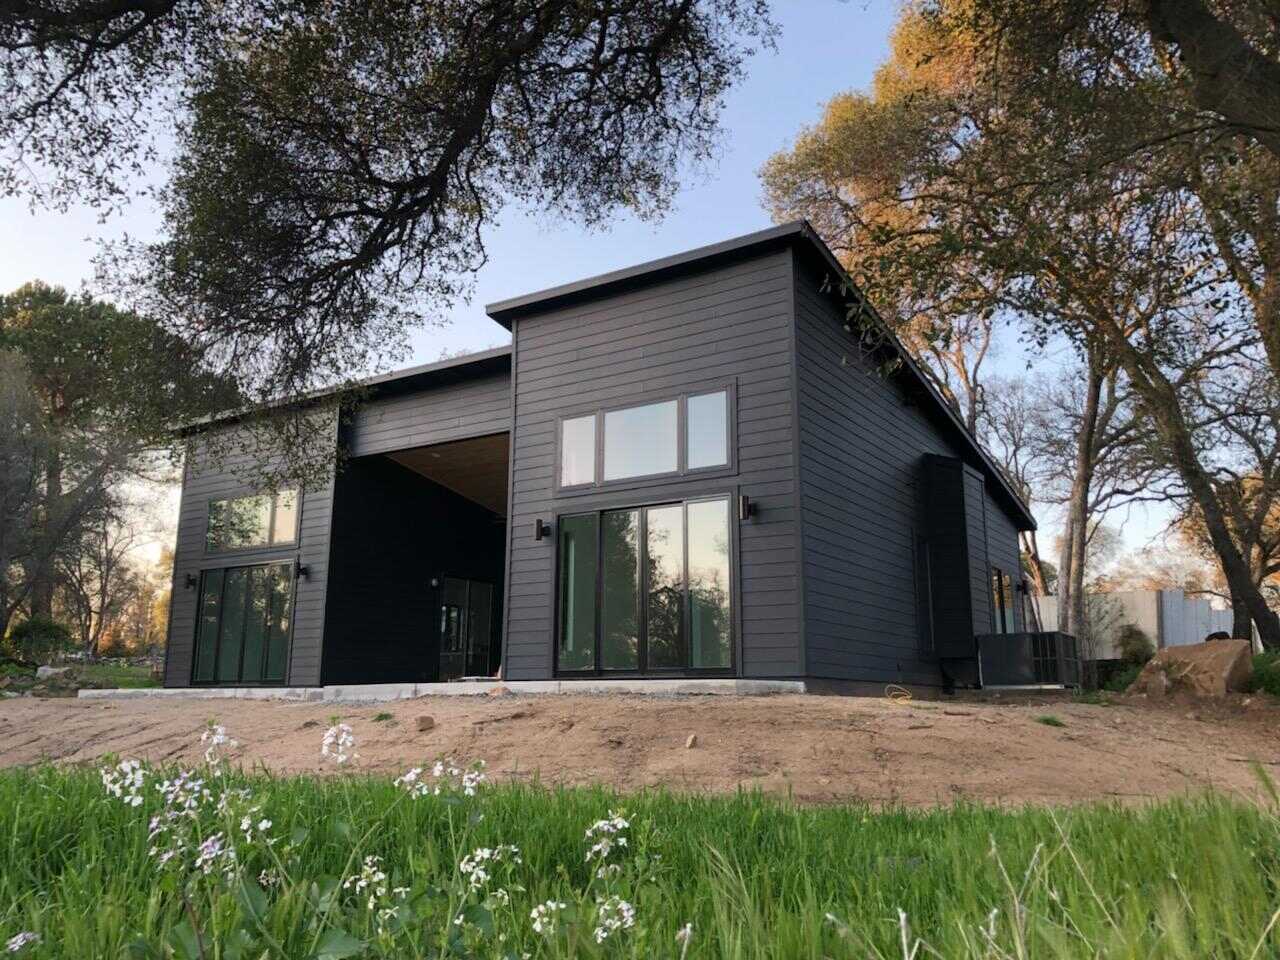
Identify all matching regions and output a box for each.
[762,0,1280,647]
[4,1,776,403]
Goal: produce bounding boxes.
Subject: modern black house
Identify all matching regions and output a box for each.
[162,222,1048,695]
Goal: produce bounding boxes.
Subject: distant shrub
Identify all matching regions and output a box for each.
[1102,662,1143,693]
[1116,623,1155,665]
[3,617,74,665]
[1248,651,1280,697]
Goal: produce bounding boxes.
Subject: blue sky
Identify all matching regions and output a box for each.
[0,0,1174,558]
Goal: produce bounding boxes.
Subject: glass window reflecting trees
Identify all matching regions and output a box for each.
[558,388,731,488]
[556,497,732,673]
[206,489,300,552]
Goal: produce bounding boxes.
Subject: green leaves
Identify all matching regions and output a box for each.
[313,928,365,960]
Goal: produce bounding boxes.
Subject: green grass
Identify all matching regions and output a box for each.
[1036,714,1067,727]
[1251,652,1280,697]
[74,661,159,689]
[1103,662,1144,693]
[1,768,1279,958]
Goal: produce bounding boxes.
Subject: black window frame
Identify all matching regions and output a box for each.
[189,558,298,686]
[204,488,302,556]
[554,383,737,495]
[552,493,738,678]
[990,565,1016,634]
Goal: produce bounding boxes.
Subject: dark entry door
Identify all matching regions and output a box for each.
[438,577,495,681]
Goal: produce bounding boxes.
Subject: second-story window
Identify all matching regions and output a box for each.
[206,489,299,553]
[603,399,678,480]
[558,387,732,489]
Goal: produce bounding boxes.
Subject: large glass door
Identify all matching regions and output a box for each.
[192,562,293,684]
[556,497,733,675]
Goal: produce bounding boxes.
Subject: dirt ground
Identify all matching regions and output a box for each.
[1,690,1278,806]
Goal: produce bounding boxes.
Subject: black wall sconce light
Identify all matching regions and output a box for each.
[533,519,552,541]
[738,494,757,521]
[184,573,198,590]
[295,564,311,580]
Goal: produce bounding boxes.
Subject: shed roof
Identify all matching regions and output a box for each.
[486,221,1036,530]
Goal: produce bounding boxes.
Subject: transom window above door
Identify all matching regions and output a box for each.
[206,489,299,553]
[558,388,732,489]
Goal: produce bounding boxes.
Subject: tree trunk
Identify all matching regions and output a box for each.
[1144,0,1280,160]
[28,449,62,621]
[1058,357,1105,644]
[1127,361,1280,649]
[1019,529,1048,631]
[1231,592,1252,642]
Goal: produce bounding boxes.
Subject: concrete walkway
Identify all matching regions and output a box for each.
[77,678,807,703]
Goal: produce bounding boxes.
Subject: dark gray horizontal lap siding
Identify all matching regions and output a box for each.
[982,483,1024,632]
[164,421,337,687]
[503,250,802,680]
[794,257,979,685]
[345,374,511,456]
[965,470,994,636]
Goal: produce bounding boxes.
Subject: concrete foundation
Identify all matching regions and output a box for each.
[78,678,807,703]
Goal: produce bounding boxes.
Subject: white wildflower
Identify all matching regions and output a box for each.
[320,723,357,764]
[584,810,630,863]
[676,921,694,957]
[5,932,39,953]
[399,758,486,797]
[458,845,521,891]
[344,855,389,898]
[593,896,635,943]
[101,759,146,806]
[487,888,511,907]
[193,832,236,876]
[200,723,238,767]
[530,900,568,936]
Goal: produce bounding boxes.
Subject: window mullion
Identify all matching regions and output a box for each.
[594,511,604,673]
[681,500,690,670]
[638,507,649,674]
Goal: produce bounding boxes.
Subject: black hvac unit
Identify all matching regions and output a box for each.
[977,632,1081,688]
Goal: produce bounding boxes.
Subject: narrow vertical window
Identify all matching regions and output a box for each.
[645,504,686,669]
[560,416,596,487]
[193,569,225,683]
[216,567,249,683]
[557,514,598,670]
[271,489,298,543]
[991,568,1016,634]
[601,510,642,669]
[686,390,729,470]
[687,498,732,668]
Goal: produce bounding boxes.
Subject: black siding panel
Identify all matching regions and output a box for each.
[320,456,505,684]
[504,249,802,679]
[926,457,977,657]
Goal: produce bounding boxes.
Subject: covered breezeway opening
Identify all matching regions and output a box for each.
[320,433,509,685]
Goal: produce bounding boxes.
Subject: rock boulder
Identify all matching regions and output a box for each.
[1128,639,1254,699]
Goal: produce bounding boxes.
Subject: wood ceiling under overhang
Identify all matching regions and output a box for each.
[387,433,509,516]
